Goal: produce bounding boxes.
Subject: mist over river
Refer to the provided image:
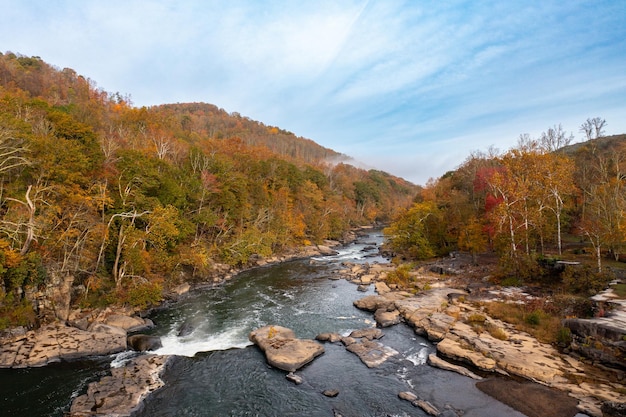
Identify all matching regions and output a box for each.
[1,230,529,417]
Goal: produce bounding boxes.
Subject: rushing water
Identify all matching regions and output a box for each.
[0,231,529,417]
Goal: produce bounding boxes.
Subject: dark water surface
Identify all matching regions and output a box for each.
[0,231,527,417]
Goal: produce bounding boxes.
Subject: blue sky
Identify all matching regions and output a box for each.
[2,1,625,184]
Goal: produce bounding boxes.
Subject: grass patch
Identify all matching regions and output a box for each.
[467,313,486,324]
[480,301,563,344]
[487,324,508,340]
[613,283,626,298]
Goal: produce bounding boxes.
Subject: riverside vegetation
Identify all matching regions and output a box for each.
[0,52,417,328]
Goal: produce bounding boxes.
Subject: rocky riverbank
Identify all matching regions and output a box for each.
[69,354,170,417]
[338,260,626,417]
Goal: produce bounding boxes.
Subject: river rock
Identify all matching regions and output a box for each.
[316,332,343,343]
[286,372,304,385]
[375,281,391,294]
[360,274,375,284]
[249,325,324,372]
[345,339,398,368]
[105,314,153,332]
[417,312,456,341]
[349,328,383,340]
[341,336,357,346]
[127,334,163,352]
[170,282,190,296]
[353,295,384,311]
[0,322,127,368]
[427,353,482,380]
[398,392,440,415]
[398,391,418,402]
[564,318,625,342]
[435,337,497,372]
[69,354,169,417]
[602,401,626,417]
[323,389,339,397]
[415,399,440,416]
[374,308,401,327]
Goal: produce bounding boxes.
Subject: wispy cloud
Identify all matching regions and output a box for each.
[1,0,625,184]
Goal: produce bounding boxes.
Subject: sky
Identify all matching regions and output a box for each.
[1,1,625,185]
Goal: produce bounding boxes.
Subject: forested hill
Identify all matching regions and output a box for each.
[0,52,419,327]
[153,102,344,164]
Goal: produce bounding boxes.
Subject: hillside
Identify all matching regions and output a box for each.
[561,133,626,156]
[0,52,419,328]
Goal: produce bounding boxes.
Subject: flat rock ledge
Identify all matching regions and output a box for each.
[353,288,626,417]
[69,354,169,417]
[316,328,398,368]
[342,328,398,368]
[0,322,127,368]
[249,325,324,372]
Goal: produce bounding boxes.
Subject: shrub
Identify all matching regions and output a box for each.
[496,254,544,284]
[500,276,523,287]
[562,264,613,296]
[0,297,36,330]
[551,294,595,318]
[525,310,542,326]
[385,264,413,288]
[556,326,572,346]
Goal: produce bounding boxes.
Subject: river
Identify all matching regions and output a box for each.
[0,230,528,417]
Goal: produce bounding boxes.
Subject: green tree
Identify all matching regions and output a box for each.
[384,201,439,260]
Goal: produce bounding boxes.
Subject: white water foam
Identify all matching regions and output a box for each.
[311,245,367,262]
[154,323,253,357]
[405,346,430,366]
[110,350,140,368]
[397,366,415,389]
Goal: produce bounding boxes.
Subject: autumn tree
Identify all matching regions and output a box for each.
[384,201,439,260]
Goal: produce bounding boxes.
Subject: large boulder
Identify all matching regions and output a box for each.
[353,295,395,312]
[249,325,324,372]
[105,315,154,332]
[374,308,401,327]
[127,334,163,352]
[563,318,625,342]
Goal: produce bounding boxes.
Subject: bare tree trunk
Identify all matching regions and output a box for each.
[20,185,35,255]
[113,224,126,287]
